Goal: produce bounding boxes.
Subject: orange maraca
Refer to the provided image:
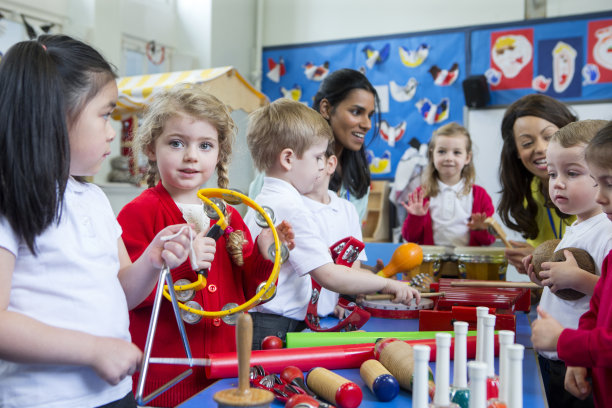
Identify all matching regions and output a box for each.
[376,243,423,278]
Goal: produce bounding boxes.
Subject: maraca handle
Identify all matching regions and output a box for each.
[237,313,252,394]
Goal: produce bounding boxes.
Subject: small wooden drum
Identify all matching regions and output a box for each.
[358,298,434,319]
[405,245,454,282]
[453,246,507,281]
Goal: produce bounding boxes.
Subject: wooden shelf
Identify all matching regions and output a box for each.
[362,181,390,242]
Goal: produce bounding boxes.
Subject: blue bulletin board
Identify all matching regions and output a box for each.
[262,11,612,181]
[469,12,612,105]
[262,31,467,180]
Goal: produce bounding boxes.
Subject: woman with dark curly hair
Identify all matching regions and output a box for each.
[498,94,577,273]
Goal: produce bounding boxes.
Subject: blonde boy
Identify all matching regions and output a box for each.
[527,120,612,407]
[245,99,419,349]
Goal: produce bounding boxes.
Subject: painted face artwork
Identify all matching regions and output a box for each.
[593,25,612,71]
[552,41,577,94]
[492,35,533,79]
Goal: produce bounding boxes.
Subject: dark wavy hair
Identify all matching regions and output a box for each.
[0,35,116,253]
[498,94,577,239]
[312,68,380,199]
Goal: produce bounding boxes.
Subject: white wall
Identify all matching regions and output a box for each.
[261,0,526,47]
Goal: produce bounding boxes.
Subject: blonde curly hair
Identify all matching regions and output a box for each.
[422,122,475,198]
[135,84,245,265]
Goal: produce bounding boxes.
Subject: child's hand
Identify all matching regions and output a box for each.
[258,220,295,260]
[148,224,191,269]
[400,189,429,216]
[523,254,543,286]
[89,337,142,385]
[530,306,563,351]
[333,304,346,319]
[380,280,422,305]
[505,241,534,274]
[467,212,488,230]
[565,366,592,400]
[540,250,582,293]
[192,231,217,271]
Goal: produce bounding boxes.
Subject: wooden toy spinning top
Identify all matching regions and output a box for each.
[213,313,274,408]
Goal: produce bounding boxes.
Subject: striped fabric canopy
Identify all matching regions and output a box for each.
[112,66,267,120]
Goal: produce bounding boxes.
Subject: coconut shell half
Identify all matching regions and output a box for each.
[549,247,596,301]
[531,239,561,281]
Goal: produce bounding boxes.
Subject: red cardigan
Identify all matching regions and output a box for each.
[117,182,273,407]
[558,251,612,408]
[401,184,495,246]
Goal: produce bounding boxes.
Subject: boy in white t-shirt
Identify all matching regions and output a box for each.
[525,120,612,408]
[244,99,419,349]
[303,144,367,318]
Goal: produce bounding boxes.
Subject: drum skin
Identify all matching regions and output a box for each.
[359,298,434,319]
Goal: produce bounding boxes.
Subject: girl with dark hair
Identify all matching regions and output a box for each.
[498,94,577,274]
[0,35,191,408]
[249,68,380,220]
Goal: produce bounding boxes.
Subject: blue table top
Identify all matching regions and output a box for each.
[178,311,546,407]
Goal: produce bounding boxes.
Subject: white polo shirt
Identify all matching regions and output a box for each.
[0,178,132,408]
[429,179,473,246]
[303,191,367,316]
[538,212,612,360]
[245,177,333,320]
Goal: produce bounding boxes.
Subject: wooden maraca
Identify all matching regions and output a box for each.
[360,359,399,402]
[306,367,362,408]
[213,313,274,408]
[281,366,330,405]
[377,243,423,278]
[374,338,435,399]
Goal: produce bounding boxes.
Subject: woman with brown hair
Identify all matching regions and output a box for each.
[498,94,577,273]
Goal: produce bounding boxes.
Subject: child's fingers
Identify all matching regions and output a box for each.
[537,306,550,319]
[563,250,578,266]
[574,372,591,397]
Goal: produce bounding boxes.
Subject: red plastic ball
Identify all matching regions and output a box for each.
[261,335,284,350]
[285,394,319,408]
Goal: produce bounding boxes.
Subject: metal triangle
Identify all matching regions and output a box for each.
[135,265,194,406]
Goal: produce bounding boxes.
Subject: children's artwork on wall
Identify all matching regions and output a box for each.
[470,12,612,104]
[488,29,534,90]
[266,57,286,83]
[262,31,466,180]
[588,19,612,83]
[537,37,582,97]
[389,78,418,102]
[262,11,612,180]
[362,43,390,69]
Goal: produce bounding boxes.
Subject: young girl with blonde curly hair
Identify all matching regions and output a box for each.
[117,85,292,407]
[401,122,496,246]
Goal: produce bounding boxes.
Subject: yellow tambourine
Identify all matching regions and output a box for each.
[161,188,281,319]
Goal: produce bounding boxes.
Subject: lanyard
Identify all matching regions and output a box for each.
[546,207,563,240]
